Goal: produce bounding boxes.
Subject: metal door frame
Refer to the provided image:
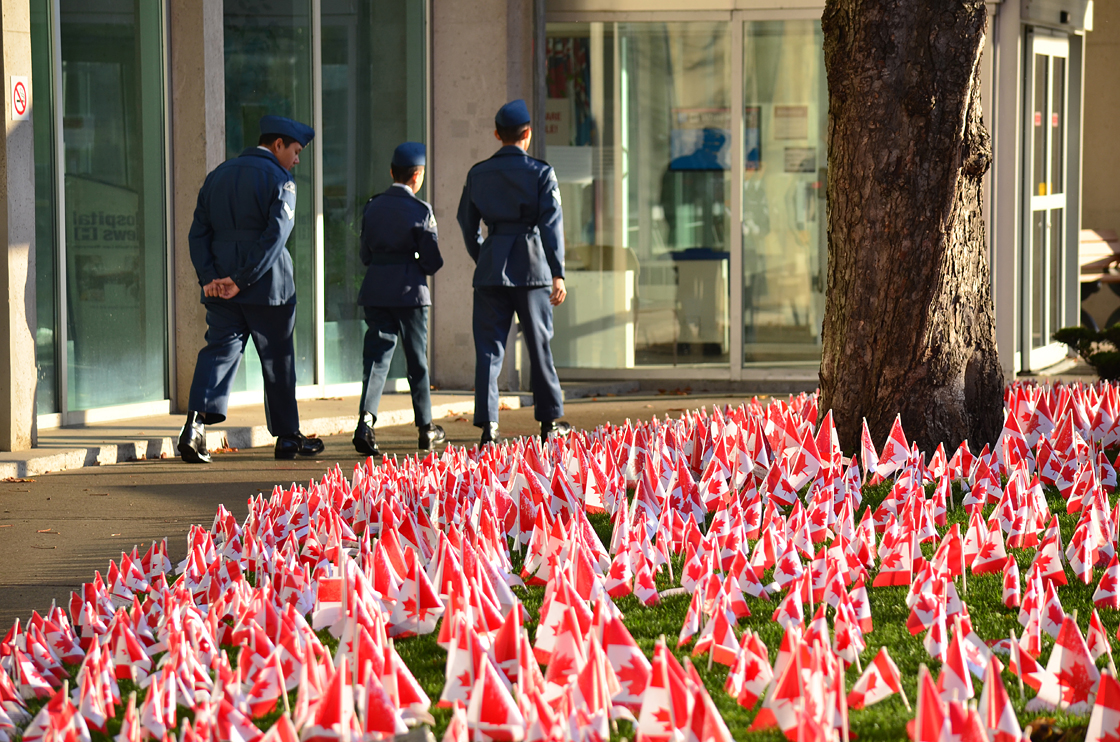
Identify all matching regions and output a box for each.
[1018,30,1070,373]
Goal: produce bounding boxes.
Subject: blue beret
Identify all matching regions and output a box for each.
[391,142,426,168]
[259,115,315,147]
[495,99,531,128]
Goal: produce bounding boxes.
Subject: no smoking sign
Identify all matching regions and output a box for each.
[10,76,29,122]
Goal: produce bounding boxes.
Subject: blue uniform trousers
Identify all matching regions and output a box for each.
[188,303,299,436]
[473,286,563,426]
[360,306,432,427]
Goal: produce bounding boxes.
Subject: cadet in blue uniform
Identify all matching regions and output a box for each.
[178,115,326,463]
[457,99,571,446]
[353,142,446,456]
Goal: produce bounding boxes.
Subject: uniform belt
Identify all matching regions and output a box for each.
[489,223,537,236]
[367,252,418,265]
[212,229,261,241]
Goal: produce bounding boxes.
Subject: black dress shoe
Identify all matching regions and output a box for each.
[541,420,572,442]
[353,413,380,457]
[479,421,502,447]
[178,411,211,464]
[275,432,325,460]
[418,423,446,451]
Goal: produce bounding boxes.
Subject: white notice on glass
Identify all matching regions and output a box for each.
[773,105,808,140]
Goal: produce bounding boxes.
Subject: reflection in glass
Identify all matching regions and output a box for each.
[31,0,57,414]
[1050,209,1063,336]
[321,0,426,385]
[742,20,827,363]
[1051,57,1064,195]
[1032,211,1045,348]
[224,0,315,391]
[1033,54,1047,196]
[60,0,167,410]
[546,22,731,368]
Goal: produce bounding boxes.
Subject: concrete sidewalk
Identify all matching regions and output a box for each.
[2,381,646,479]
[1,392,501,479]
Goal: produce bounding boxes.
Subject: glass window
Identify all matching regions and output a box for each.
[321,0,427,385]
[224,0,315,391]
[1050,56,1064,195]
[742,20,827,363]
[547,22,731,368]
[1049,208,1063,336]
[1032,210,1045,348]
[31,0,57,415]
[60,0,168,410]
[1033,54,1047,196]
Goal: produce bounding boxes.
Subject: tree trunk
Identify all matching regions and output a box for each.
[820,0,1004,456]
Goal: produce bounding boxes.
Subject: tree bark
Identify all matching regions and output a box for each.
[819,0,1004,456]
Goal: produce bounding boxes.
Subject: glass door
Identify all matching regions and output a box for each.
[546,21,732,370]
[31,0,172,424]
[1020,33,1069,372]
[740,19,827,364]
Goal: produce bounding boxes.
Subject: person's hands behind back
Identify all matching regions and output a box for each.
[203,277,240,300]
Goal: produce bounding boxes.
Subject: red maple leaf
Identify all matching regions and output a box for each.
[1047,604,1065,628]
[616,656,649,695]
[651,706,673,731]
[835,629,851,652]
[1058,659,1096,705]
[976,541,997,562]
[881,551,902,570]
[456,669,472,689]
[743,659,761,684]
[548,651,577,683]
[1035,553,1054,575]
[849,596,865,615]
[1100,572,1117,595]
[865,672,878,692]
[401,596,417,616]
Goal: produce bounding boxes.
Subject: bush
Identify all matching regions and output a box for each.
[1053,325,1120,380]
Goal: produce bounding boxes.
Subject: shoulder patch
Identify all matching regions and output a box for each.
[282,181,296,194]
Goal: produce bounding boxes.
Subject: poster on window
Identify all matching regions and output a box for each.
[669,108,730,171]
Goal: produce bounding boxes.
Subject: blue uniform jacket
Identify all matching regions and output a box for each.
[358,185,443,307]
[188,147,298,306]
[456,145,565,287]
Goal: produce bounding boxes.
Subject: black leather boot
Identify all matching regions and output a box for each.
[541,420,572,443]
[479,421,502,447]
[418,423,446,451]
[275,432,325,460]
[353,412,380,456]
[178,411,210,464]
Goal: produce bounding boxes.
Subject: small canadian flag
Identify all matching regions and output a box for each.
[847,647,906,710]
[1087,671,1120,742]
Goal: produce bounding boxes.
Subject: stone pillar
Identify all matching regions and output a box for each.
[0,0,36,450]
[1083,1,1120,232]
[429,0,536,391]
[169,0,225,413]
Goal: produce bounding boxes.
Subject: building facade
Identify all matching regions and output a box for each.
[0,0,1099,450]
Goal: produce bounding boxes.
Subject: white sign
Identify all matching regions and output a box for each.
[10,76,28,121]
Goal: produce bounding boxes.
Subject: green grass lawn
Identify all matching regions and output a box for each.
[13,478,1107,742]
